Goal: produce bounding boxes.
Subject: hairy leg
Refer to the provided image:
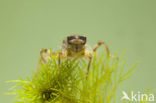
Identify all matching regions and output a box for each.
[36,49,55,76]
[40,49,51,63]
[58,51,62,69]
[93,41,119,59]
[86,56,92,79]
[93,41,110,57]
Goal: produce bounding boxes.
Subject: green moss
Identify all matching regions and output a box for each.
[7,51,138,103]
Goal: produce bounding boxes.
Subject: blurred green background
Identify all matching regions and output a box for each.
[0,0,156,102]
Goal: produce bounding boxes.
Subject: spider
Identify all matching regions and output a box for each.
[38,35,112,78]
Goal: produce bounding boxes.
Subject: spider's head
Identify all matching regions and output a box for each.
[67,35,87,52]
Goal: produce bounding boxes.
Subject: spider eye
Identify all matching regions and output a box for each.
[79,36,86,44]
[67,36,75,44]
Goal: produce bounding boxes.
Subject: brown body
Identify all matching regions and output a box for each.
[60,35,93,58]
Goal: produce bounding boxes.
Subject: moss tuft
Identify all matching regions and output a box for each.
[7,51,138,103]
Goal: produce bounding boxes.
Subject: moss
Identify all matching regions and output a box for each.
[7,51,138,103]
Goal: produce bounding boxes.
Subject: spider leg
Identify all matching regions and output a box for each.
[86,56,92,79]
[40,48,56,62]
[58,51,62,69]
[93,41,119,60]
[58,50,67,69]
[40,49,49,63]
[36,49,55,75]
[93,41,110,57]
